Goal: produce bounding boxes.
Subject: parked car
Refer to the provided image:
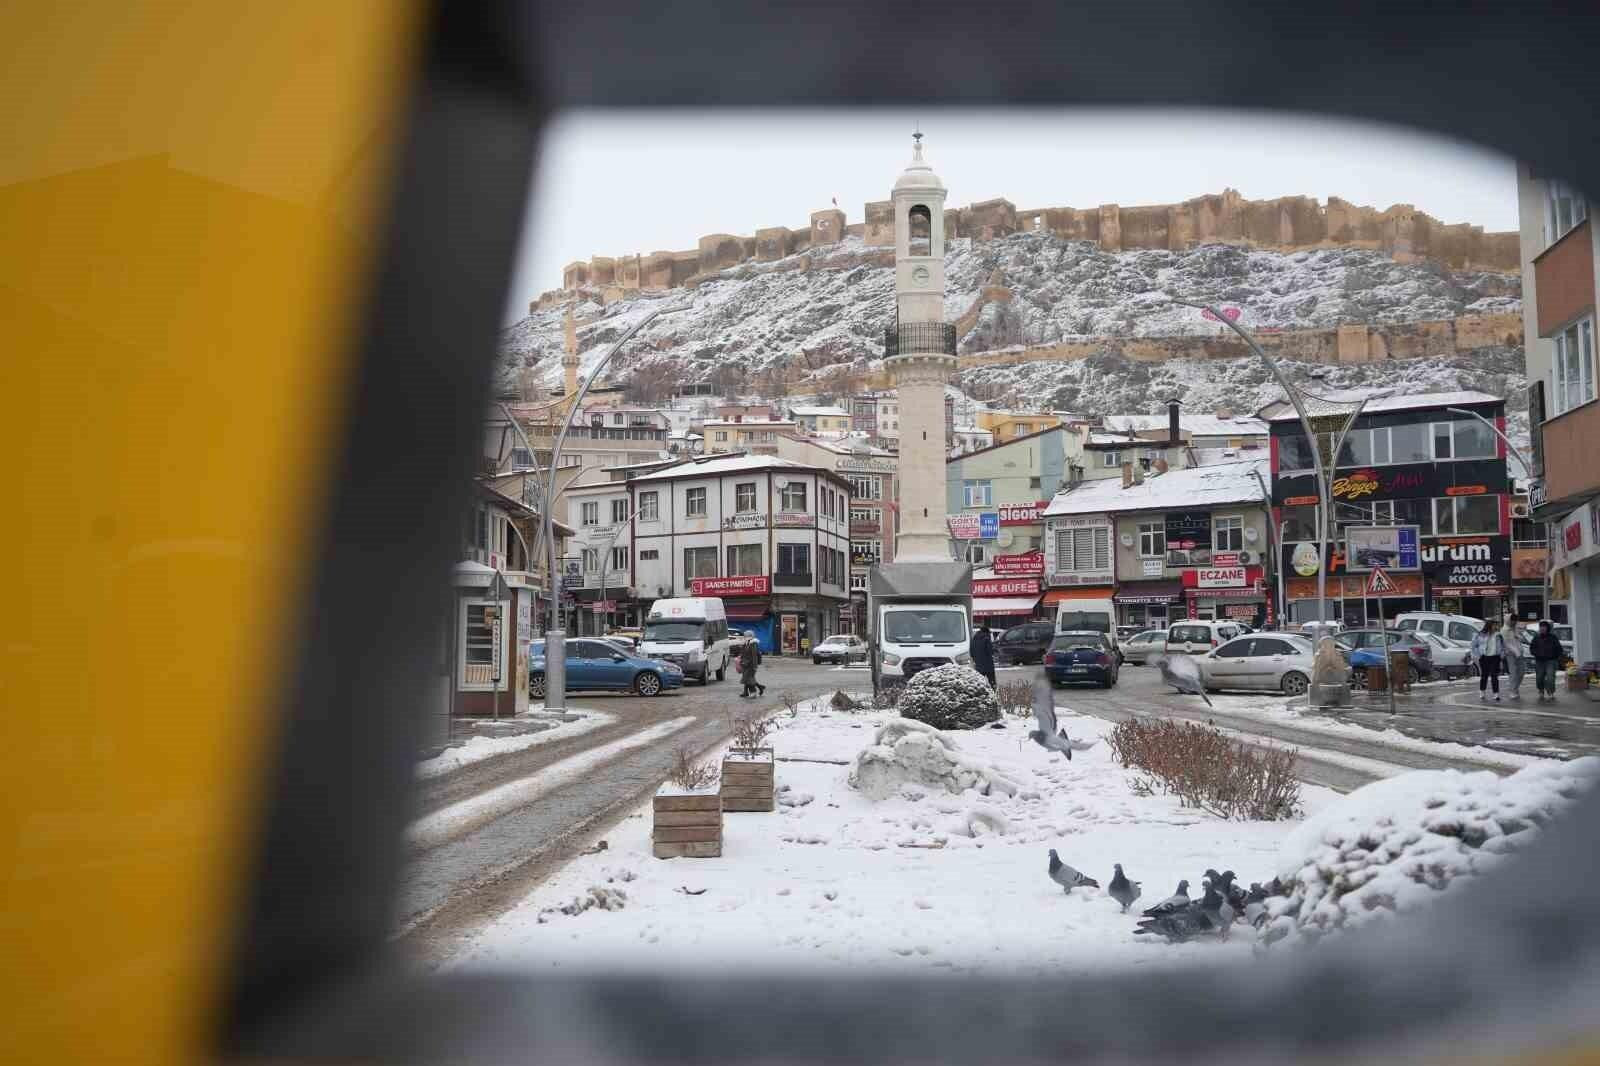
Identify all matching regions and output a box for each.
[812,633,867,665]
[1196,634,1314,695]
[603,631,638,652]
[1117,629,1168,665]
[1334,628,1435,683]
[1115,624,1143,643]
[1043,631,1119,688]
[1164,619,1247,656]
[1413,630,1476,678]
[995,620,1056,666]
[528,638,684,698]
[1394,612,1483,644]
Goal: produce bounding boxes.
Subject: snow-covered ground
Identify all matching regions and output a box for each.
[449,698,1341,976]
[416,708,617,780]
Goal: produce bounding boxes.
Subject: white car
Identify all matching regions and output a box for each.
[1164,619,1247,656]
[1197,633,1315,695]
[1118,629,1168,665]
[1414,630,1474,678]
[812,634,867,665]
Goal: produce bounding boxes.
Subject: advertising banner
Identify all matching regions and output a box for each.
[979,512,1000,539]
[1274,458,1507,505]
[972,577,1041,597]
[1164,512,1212,551]
[998,501,1049,525]
[689,575,770,597]
[947,514,983,540]
[993,550,1044,575]
[1344,525,1421,572]
[1195,566,1247,589]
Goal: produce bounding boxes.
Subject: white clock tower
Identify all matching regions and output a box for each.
[886,131,955,561]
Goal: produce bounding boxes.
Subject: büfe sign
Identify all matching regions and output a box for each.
[689,575,770,596]
[972,577,1041,597]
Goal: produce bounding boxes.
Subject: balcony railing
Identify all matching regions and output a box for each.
[883,322,957,357]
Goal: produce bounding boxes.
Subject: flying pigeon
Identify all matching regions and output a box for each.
[1141,879,1190,917]
[1108,863,1142,913]
[1048,849,1100,893]
[1159,654,1214,707]
[1028,681,1097,759]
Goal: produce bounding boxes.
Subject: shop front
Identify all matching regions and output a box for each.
[1551,499,1600,664]
[972,575,1043,624]
[1281,538,1509,624]
[1511,546,1549,622]
[1181,564,1267,625]
[774,594,841,656]
[1112,579,1183,629]
[690,574,774,651]
[1424,537,1512,620]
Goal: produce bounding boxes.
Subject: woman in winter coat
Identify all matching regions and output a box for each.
[739,635,764,699]
[1501,616,1526,699]
[1471,621,1504,702]
[970,625,997,688]
[1529,621,1565,702]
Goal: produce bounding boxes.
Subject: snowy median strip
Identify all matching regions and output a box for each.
[416,709,618,780]
[408,716,695,851]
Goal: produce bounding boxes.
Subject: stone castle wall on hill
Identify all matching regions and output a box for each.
[541,188,1519,310]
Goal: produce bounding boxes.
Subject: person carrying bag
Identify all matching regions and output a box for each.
[1471,621,1504,702]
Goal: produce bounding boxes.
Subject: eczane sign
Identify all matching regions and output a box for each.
[1195,566,1247,588]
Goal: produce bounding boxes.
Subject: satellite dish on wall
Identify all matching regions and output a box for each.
[997,529,1015,548]
[774,477,790,490]
[1243,526,1260,543]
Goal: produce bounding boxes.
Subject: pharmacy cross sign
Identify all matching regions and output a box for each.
[1365,566,1398,596]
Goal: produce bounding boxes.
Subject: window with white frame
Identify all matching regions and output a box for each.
[580,501,599,526]
[780,481,808,511]
[685,486,708,516]
[1434,495,1501,536]
[847,475,881,499]
[1553,317,1596,415]
[639,548,659,561]
[852,539,882,563]
[964,542,987,565]
[610,498,629,524]
[849,507,874,524]
[683,546,718,579]
[1054,526,1110,573]
[1137,521,1165,558]
[963,479,992,507]
[735,481,757,513]
[1431,418,1498,460]
[726,543,762,576]
[1546,179,1588,246]
[581,547,600,572]
[1101,451,1119,467]
[776,543,810,575]
[850,571,868,591]
[1213,515,1244,552]
[610,546,628,572]
[714,431,728,442]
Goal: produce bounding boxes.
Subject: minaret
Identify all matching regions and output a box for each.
[562,309,580,404]
[886,131,954,561]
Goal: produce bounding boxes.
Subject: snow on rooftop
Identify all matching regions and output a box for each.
[788,405,850,417]
[1264,390,1503,421]
[1043,458,1269,517]
[1103,412,1269,436]
[630,453,812,481]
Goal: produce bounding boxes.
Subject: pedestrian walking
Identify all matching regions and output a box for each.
[738,632,764,699]
[1530,620,1564,702]
[970,624,997,689]
[1471,620,1504,701]
[1502,616,1526,699]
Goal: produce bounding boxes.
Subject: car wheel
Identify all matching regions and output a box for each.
[1408,664,1420,685]
[1281,671,1309,696]
[1350,670,1367,691]
[812,657,822,665]
[529,672,546,699]
[634,671,662,697]
[715,661,726,682]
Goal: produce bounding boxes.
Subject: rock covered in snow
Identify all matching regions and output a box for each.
[846,718,1022,801]
[1259,757,1600,950]
[897,664,1001,731]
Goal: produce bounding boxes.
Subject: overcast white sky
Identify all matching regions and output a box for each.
[504,108,1517,323]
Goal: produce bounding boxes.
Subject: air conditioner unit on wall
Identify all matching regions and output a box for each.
[1511,502,1530,518]
[1237,550,1255,565]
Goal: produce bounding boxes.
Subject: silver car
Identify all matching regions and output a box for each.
[1117,629,1168,665]
[1196,633,1315,695]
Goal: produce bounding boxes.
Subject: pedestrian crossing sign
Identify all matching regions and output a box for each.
[1365,566,1398,596]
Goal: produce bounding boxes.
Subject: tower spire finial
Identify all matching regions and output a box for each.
[911,123,924,162]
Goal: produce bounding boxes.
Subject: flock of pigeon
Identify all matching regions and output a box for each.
[1047,851,1285,943]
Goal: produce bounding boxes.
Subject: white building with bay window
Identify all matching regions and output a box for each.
[629,453,853,655]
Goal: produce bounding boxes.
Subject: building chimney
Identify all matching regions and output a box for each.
[1152,457,1169,475]
[1132,463,1144,485]
[1167,398,1182,447]
[1121,461,1134,489]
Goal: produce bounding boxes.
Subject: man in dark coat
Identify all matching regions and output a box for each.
[1529,620,1565,702]
[971,624,997,688]
[739,634,765,698]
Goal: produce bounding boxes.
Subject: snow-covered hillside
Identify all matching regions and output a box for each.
[498,232,1525,434]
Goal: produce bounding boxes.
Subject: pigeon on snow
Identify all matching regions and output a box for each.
[1243,883,1269,928]
[1028,681,1097,760]
[1141,879,1190,917]
[1048,849,1100,893]
[1158,654,1214,707]
[1135,886,1221,943]
[1107,863,1142,913]
[1218,870,1248,911]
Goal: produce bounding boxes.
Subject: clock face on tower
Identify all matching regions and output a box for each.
[911,265,929,283]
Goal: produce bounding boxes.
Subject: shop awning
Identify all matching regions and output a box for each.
[1113,580,1183,604]
[1041,586,1113,605]
[973,596,1040,617]
[1188,586,1265,601]
[723,598,772,620]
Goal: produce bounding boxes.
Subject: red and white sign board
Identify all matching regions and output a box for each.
[992,549,1044,576]
[589,600,616,613]
[1212,552,1240,566]
[1195,566,1247,589]
[972,577,1041,597]
[998,502,1050,526]
[1365,567,1398,596]
[689,575,770,597]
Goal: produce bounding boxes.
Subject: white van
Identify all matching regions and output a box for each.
[1394,612,1483,644]
[1164,619,1247,656]
[640,597,733,684]
[1054,598,1116,637]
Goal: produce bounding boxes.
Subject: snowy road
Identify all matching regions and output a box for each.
[395,659,852,958]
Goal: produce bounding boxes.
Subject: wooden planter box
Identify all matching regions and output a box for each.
[652,791,723,859]
[721,747,775,813]
[1567,671,1589,693]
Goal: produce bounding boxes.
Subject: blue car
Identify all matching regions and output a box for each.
[529,637,683,698]
[1043,631,1120,688]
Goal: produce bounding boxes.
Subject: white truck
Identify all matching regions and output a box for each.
[1053,596,1116,636]
[867,560,974,693]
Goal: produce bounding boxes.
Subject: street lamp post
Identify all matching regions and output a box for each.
[541,304,681,710]
[1447,407,1539,621]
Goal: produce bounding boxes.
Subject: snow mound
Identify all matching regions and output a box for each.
[898,664,1001,731]
[1260,757,1600,949]
[847,718,1024,800]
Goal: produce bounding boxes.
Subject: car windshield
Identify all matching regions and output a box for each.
[883,609,966,643]
[643,621,704,641]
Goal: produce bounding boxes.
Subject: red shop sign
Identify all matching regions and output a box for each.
[690,575,770,597]
[998,501,1051,526]
[992,549,1044,575]
[973,577,1042,597]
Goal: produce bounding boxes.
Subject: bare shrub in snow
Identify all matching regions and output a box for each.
[537,885,629,922]
[873,682,904,710]
[666,746,718,791]
[847,718,1022,800]
[729,712,774,750]
[1107,717,1301,821]
[897,664,1001,731]
[778,691,802,717]
[1260,758,1599,950]
[996,679,1035,718]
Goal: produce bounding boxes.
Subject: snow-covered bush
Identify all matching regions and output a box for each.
[1260,757,1599,950]
[897,664,1000,731]
[847,719,1022,800]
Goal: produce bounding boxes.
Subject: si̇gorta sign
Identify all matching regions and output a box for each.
[947,512,999,540]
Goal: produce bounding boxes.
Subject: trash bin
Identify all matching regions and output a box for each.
[1365,664,1388,691]
[1389,649,1410,693]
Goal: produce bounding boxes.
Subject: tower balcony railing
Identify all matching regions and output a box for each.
[883,322,957,357]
